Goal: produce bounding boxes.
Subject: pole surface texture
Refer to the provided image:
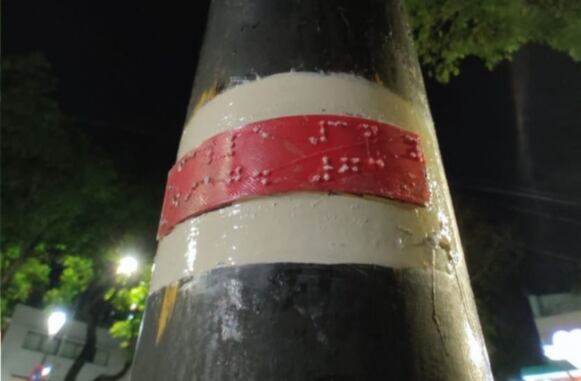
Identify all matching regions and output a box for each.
[131,1,494,380]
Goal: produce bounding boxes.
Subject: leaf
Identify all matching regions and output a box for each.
[406,0,581,81]
[44,256,95,306]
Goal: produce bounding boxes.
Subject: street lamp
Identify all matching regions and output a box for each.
[30,310,67,380]
[47,310,67,337]
[543,328,581,369]
[40,365,52,377]
[117,255,139,276]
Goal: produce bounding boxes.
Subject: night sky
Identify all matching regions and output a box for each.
[4,0,581,292]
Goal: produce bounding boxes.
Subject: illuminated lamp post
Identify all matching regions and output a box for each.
[29,310,67,381]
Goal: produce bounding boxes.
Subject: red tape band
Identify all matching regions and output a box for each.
[158,115,429,239]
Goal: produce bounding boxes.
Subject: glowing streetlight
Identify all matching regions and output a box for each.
[41,365,52,377]
[117,255,139,276]
[34,311,66,379]
[543,328,581,369]
[46,310,67,336]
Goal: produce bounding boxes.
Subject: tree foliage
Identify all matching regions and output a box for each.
[0,244,50,315]
[107,271,150,351]
[2,54,72,320]
[44,256,95,306]
[407,0,581,81]
[1,54,157,379]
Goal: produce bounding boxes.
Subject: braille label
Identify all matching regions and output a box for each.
[158,115,429,239]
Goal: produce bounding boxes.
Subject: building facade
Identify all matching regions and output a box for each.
[2,304,130,381]
[520,293,581,380]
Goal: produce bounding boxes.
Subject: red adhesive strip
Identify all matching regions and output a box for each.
[158,115,429,239]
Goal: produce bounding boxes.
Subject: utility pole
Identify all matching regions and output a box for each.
[131,0,494,380]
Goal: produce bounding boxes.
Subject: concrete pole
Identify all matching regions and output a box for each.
[131,1,494,380]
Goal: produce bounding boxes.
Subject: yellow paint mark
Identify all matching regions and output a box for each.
[156,283,178,345]
[192,82,221,114]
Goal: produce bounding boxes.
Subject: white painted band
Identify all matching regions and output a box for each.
[149,72,460,293]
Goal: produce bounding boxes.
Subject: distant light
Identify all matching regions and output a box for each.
[542,328,581,369]
[41,365,52,377]
[47,310,67,336]
[117,256,139,276]
[522,369,581,381]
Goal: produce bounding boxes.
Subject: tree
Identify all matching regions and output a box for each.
[1,54,117,320]
[1,55,157,380]
[44,251,151,381]
[407,0,581,81]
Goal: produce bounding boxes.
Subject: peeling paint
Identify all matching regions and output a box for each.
[156,283,178,345]
[191,82,223,115]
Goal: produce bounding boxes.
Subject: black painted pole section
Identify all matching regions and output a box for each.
[131,1,494,380]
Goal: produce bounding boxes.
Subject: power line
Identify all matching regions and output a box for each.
[453,182,581,207]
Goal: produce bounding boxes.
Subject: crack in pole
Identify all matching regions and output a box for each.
[431,248,450,358]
